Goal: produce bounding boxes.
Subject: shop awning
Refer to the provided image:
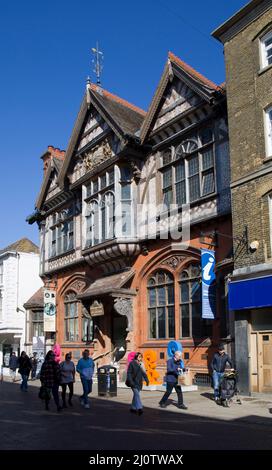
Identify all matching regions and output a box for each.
[228,275,272,310]
[77,270,135,300]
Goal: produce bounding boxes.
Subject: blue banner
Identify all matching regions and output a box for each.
[201,249,216,319]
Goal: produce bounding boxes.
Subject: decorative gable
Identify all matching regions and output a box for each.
[153,77,202,132]
[77,108,110,152]
[45,169,60,201]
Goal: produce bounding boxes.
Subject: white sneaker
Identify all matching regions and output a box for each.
[84,404,90,409]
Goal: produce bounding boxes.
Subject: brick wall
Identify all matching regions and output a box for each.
[224,8,272,269]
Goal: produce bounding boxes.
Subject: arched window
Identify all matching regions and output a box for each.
[64,292,79,342]
[147,271,175,339]
[179,264,201,338]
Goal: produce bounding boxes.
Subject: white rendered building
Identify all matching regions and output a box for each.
[0,238,43,369]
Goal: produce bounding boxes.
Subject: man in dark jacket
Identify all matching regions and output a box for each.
[159,351,188,410]
[9,352,18,382]
[211,343,233,402]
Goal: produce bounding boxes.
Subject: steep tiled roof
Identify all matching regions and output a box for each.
[168,51,221,91]
[24,287,44,309]
[0,238,39,255]
[90,84,146,136]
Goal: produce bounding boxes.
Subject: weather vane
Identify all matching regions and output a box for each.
[91,42,103,86]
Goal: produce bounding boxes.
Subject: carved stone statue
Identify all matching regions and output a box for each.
[113,298,133,332]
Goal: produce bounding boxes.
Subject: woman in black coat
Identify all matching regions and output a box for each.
[126,352,149,415]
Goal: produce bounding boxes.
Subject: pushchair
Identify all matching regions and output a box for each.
[219,370,242,407]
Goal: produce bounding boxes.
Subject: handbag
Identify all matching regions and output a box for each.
[38,385,51,400]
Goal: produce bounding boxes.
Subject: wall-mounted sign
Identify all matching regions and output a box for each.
[90,300,104,317]
[201,249,216,320]
[44,290,56,332]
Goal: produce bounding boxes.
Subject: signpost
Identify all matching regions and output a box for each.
[44,289,56,332]
[201,249,216,319]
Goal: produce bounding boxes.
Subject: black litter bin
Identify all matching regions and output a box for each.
[97,365,117,397]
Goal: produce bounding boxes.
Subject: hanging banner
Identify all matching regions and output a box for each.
[44,289,56,332]
[201,249,216,319]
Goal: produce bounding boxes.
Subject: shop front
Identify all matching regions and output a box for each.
[229,274,272,393]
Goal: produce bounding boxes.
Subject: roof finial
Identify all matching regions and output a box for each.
[91,42,103,86]
[86,76,91,108]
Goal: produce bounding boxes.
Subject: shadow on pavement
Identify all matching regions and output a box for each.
[0,381,272,450]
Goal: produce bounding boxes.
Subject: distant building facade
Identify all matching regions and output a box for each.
[29,53,233,384]
[0,238,43,368]
[213,0,272,393]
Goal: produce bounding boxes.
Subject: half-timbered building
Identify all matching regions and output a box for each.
[29,52,233,384]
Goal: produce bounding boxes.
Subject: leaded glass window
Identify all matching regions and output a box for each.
[179,264,202,338]
[148,271,175,339]
[64,292,79,342]
[160,128,215,207]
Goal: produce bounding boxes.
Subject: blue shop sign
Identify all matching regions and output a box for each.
[229,275,272,310]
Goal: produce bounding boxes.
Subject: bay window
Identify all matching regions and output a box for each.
[160,127,215,209]
[50,207,74,257]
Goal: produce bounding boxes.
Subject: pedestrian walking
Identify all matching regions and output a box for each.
[18,351,32,391]
[126,352,149,415]
[9,352,18,382]
[30,352,38,380]
[40,350,61,412]
[60,353,75,408]
[159,351,188,410]
[76,349,94,409]
[210,343,233,402]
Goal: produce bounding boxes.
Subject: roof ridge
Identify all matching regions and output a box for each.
[90,83,146,116]
[0,237,39,254]
[168,51,220,91]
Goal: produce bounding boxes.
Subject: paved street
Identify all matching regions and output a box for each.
[0,378,272,450]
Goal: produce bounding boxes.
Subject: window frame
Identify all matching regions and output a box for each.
[50,207,74,258]
[64,292,79,343]
[179,264,202,339]
[264,106,272,158]
[269,194,272,254]
[147,271,175,340]
[0,290,3,321]
[32,311,44,337]
[260,30,272,70]
[160,128,215,209]
[85,168,116,248]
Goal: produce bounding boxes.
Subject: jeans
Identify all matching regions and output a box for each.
[212,371,224,398]
[31,365,37,380]
[20,374,29,391]
[81,377,92,405]
[159,382,184,406]
[131,388,143,410]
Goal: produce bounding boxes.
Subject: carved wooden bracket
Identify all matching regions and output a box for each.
[113,298,133,332]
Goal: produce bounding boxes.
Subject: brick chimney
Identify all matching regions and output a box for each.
[41,145,65,175]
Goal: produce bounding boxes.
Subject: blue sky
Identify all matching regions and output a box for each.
[0,0,247,248]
